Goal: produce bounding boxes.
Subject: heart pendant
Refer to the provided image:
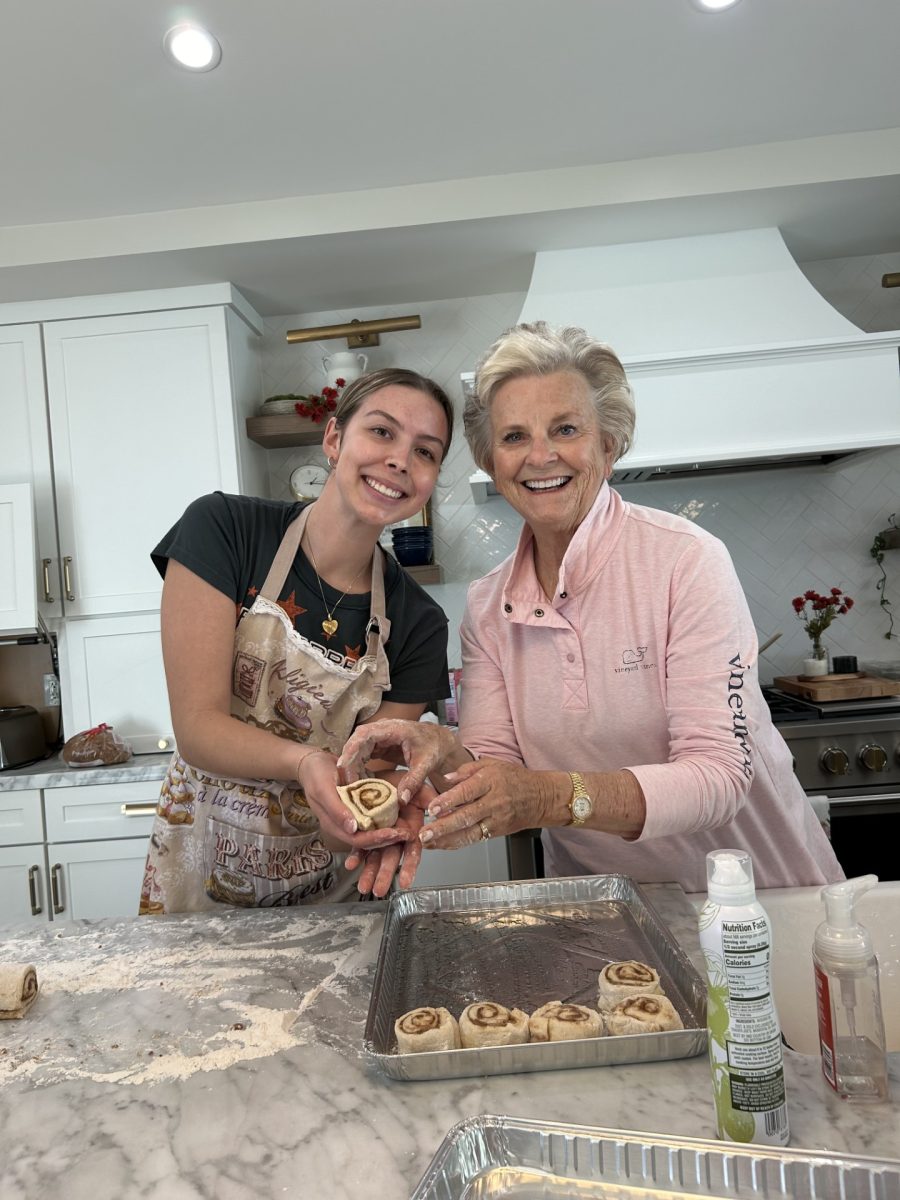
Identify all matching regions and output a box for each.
[322,617,338,639]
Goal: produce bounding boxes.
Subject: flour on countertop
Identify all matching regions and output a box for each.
[0,913,381,1089]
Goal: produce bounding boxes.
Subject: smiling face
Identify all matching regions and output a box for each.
[322,384,448,528]
[489,370,612,538]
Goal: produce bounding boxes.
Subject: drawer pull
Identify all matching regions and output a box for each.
[42,558,55,604]
[28,865,42,916]
[121,803,158,817]
[51,863,64,915]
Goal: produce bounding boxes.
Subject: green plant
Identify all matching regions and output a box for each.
[870,513,898,641]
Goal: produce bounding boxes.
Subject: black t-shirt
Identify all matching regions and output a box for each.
[152,492,450,705]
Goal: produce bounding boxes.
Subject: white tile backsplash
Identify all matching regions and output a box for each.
[259,260,900,682]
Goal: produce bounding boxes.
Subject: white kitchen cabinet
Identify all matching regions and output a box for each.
[46,839,151,921]
[0,780,157,924]
[0,284,267,745]
[0,483,39,635]
[0,789,48,925]
[60,613,176,755]
[42,305,263,617]
[0,324,62,620]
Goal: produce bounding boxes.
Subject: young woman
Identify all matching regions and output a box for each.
[139,368,453,913]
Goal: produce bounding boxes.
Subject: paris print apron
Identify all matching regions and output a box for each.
[139,505,391,913]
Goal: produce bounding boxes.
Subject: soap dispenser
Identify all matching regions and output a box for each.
[813,874,889,1102]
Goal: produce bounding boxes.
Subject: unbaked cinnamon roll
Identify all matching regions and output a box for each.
[459,1001,530,1048]
[394,1006,460,1053]
[597,959,662,1012]
[605,994,683,1035]
[528,1000,604,1042]
[336,777,399,831]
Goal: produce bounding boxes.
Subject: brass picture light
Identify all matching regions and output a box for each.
[882,273,900,288]
[285,315,421,349]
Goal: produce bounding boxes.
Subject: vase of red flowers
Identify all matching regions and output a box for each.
[792,587,854,676]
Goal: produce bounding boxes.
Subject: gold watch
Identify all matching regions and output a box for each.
[567,772,593,826]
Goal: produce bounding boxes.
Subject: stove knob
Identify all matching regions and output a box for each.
[858,743,888,772]
[820,747,850,775]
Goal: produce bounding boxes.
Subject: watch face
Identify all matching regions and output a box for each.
[290,464,329,500]
[571,795,592,822]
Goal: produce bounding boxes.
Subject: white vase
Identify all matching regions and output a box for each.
[322,351,367,388]
[803,656,828,677]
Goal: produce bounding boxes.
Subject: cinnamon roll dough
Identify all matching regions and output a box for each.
[605,994,683,1035]
[336,777,399,831]
[597,959,662,1012]
[459,1001,530,1048]
[528,1001,605,1042]
[394,1006,461,1053]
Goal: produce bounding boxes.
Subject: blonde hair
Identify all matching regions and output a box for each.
[334,368,454,461]
[464,322,635,471]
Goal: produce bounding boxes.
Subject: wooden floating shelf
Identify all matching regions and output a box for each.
[246,414,325,448]
[402,563,443,584]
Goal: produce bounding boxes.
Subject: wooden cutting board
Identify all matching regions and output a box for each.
[773,673,900,701]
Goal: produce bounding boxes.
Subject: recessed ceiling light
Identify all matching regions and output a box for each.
[163,23,222,71]
[690,0,742,10]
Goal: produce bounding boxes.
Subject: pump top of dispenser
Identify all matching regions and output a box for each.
[706,849,756,905]
[816,874,878,965]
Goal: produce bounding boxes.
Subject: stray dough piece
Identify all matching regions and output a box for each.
[529,1000,605,1042]
[336,777,399,830]
[605,994,684,1035]
[459,1001,530,1048]
[394,1006,460,1053]
[597,959,662,1012]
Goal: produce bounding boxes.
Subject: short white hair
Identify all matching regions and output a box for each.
[464,321,635,472]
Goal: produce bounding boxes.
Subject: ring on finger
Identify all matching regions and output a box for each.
[479,820,491,841]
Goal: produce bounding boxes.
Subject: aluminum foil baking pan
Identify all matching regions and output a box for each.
[364,874,706,1081]
[411,1115,900,1200]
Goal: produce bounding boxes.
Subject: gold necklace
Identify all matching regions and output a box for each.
[304,534,371,641]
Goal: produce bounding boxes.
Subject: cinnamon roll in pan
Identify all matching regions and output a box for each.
[336,777,399,831]
[394,1007,461,1053]
[528,1001,605,1042]
[459,1002,530,1048]
[605,994,683,1035]
[597,959,662,1011]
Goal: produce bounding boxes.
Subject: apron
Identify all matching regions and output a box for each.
[139,506,391,914]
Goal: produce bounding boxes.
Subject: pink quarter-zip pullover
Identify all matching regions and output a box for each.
[459,482,842,894]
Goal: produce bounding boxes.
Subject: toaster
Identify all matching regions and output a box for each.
[0,705,48,770]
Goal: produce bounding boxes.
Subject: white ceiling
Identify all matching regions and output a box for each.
[3,0,900,315]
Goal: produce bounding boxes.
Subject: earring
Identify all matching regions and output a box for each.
[327,457,336,469]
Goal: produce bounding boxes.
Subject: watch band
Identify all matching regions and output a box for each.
[567,771,593,826]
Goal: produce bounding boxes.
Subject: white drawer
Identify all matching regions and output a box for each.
[44,779,160,842]
[0,789,44,845]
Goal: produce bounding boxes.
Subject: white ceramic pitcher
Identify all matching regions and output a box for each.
[323,351,368,388]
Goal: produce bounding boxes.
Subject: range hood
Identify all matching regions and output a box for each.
[467,228,900,495]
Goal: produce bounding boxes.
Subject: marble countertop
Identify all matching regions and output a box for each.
[0,751,171,791]
[1,885,897,1199]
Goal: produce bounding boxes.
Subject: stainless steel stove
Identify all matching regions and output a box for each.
[764,687,900,881]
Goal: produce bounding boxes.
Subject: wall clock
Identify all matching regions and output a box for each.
[290,464,329,501]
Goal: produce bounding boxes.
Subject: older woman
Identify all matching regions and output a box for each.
[339,323,843,895]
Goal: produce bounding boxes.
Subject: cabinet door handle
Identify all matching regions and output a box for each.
[41,558,55,604]
[50,863,65,915]
[63,556,75,602]
[121,803,158,817]
[28,865,43,916]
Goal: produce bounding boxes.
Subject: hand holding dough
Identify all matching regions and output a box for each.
[336,777,399,831]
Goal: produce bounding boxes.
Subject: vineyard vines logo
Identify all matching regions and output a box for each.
[727,653,753,780]
[615,646,649,674]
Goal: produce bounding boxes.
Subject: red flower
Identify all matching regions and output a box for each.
[792,586,855,644]
[335,377,346,387]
